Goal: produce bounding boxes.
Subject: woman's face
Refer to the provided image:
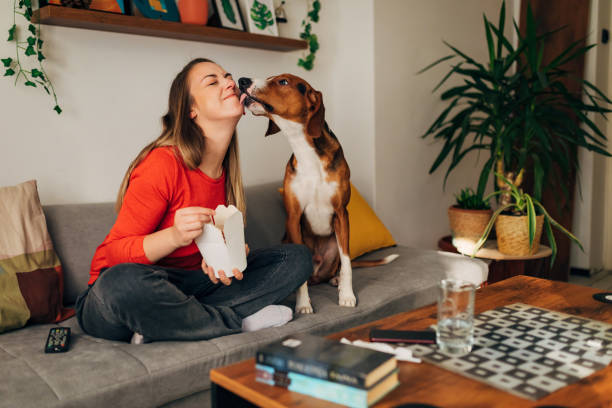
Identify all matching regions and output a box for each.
[188,62,243,122]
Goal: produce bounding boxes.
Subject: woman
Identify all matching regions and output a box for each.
[75,58,313,344]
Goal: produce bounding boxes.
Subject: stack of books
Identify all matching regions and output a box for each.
[255,333,399,407]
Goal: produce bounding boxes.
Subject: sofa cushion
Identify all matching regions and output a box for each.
[43,203,118,305]
[0,180,74,333]
[0,245,486,408]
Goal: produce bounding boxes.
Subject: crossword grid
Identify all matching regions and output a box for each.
[408,303,612,400]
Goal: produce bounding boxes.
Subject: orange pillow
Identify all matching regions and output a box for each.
[279,183,396,259]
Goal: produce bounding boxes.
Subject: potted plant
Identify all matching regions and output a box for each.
[2,0,61,113]
[448,187,492,255]
[419,1,611,204]
[473,174,582,265]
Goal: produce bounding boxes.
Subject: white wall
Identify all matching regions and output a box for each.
[0,0,375,205]
[373,0,517,250]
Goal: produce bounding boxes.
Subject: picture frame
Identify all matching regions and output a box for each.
[240,0,278,36]
[130,0,180,21]
[211,0,246,31]
[39,0,126,14]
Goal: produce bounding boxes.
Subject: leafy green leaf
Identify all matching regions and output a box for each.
[8,25,16,41]
[534,198,584,251]
[1,58,12,67]
[27,36,36,46]
[43,85,50,95]
[543,218,557,267]
[417,55,454,75]
[477,156,495,198]
[28,24,36,35]
[496,0,505,58]
[525,193,537,248]
[4,68,15,76]
[483,15,495,69]
[54,105,62,114]
[472,203,513,256]
[308,34,319,53]
[25,45,36,56]
[38,51,46,62]
[31,68,43,78]
[25,81,36,87]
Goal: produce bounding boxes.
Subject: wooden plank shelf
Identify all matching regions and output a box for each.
[32,6,307,51]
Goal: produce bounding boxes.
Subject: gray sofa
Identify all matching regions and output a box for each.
[0,182,487,408]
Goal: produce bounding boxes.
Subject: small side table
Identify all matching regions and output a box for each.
[438,235,553,284]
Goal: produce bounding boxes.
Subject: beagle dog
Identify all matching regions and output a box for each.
[238,74,398,314]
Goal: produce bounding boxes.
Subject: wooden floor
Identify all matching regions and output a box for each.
[569,268,612,291]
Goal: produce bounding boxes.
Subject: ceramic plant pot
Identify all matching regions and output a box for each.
[178,0,208,25]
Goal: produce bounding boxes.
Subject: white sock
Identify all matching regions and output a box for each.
[241,305,293,332]
[130,332,144,345]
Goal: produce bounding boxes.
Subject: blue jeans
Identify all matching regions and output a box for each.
[75,244,312,342]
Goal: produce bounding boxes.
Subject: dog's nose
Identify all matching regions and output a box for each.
[238,77,252,92]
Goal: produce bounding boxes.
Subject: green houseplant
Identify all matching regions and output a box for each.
[473,174,582,265]
[3,0,61,113]
[448,188,492,255]
[297,0,320,71]
[419,1,611,205]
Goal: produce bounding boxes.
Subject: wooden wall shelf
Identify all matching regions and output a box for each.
[32,6,307,51]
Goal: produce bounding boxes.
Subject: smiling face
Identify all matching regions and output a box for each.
[188,62,243,122]
[239,74,322,123]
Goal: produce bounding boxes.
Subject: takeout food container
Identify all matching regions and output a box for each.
[195,205,247,278]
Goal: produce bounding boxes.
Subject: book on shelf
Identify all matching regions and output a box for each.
[256,363,399,408]
[255,333,398,389]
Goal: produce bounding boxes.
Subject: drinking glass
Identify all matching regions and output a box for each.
[437,279,475,355]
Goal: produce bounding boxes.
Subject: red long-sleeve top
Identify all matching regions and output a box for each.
[89,146,226,285]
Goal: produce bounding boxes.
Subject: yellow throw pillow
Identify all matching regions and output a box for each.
[279,183,396,259]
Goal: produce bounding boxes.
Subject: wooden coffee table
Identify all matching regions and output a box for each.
[210,276,612,407]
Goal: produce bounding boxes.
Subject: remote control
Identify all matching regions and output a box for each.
[370,329,436,344]
[45,327,71,353]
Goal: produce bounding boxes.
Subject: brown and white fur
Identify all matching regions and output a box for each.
[238,74,398,314]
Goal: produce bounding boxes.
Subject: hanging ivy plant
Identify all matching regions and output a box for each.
[297,0,320,71]
[3,0,61,114]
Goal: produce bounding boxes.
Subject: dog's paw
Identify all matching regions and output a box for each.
[296,304,314,314]
[338,291,356,307]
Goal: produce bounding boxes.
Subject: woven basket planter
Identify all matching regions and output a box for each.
[448,206,492,254]
[495,214,544,256]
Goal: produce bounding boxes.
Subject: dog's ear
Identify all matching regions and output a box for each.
[265,119,281,136]
[306,89,324,138]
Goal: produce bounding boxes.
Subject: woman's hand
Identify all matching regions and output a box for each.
[171,207,215,248]
[201,257,243,285]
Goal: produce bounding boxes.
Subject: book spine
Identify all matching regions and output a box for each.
[256,364,368,408]
[256,351,366,388]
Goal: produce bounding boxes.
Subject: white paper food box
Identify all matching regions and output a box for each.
[195,205,247,278]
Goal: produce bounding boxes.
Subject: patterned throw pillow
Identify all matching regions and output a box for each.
[279,183,396,259]
[0,180,74,333]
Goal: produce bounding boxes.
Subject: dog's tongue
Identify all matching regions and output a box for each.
[239,93,247,105]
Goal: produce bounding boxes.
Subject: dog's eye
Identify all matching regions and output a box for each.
[279,79,289,86]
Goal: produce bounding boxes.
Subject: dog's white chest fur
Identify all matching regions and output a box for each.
[273,115,337,236]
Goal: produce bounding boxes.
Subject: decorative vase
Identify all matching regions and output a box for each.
[495,214,544,256]
[178,0,208,25]
[447,206,492,255]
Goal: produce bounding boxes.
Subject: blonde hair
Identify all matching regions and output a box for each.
[115,58,246,218]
